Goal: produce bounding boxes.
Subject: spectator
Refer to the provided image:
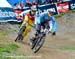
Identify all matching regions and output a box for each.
[37,0,42,5]
[32,0,36,5]
[26,0,34,7]
[49,0,59,4]
[31,0,41,5]
[13,3,21,9]
[57,0,60,2]
[13,3,23,20]
[46,0,50,4]
[53,0,58,3]
[19,1,25,9]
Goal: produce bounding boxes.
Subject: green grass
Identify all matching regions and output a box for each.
[0,43,19,53]
[55,12,66,18]
[0,43,19,59]
[60,47,75,50]
[54,10,75,18]
[69,10,75,13]
[0,30,8,36]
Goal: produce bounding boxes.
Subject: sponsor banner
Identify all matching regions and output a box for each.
[0,7,19,22]
[56,2,69,13]
[14,4,58,21]
[62,0,71,2]
[38,4,58,15]
[14,7,30,21]
[68,1,75,10]
[0,4,58,22]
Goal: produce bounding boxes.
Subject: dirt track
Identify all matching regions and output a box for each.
[0,12,75,59]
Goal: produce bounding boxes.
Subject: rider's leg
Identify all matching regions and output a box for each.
[30,24,41,47]
[35,24,41,34]
[52,22,56,35]
[40,22,46,36]
[30,24,41,41]
[22,25,31,37]
[41,22,46,32]
[22,18,34,37]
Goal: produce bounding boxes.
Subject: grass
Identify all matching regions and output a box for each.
[0,43,19,53]
[0,30,8,36]
[54,10,75,18]
[0,43,19,59]
[60,47,75,50]
[54,12,66,18]
[69,10,75,13]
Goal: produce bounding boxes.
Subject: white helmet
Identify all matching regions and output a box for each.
[31,6,37,12]
[48,9,54,13]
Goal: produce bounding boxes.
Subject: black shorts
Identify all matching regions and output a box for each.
[41,20,49,29]
[36,20,49,33]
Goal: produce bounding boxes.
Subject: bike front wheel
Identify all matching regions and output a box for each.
[32,36,45,53]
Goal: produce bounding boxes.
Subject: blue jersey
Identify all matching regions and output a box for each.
[35,12,56,24]
[28,0,33,2]
[41,13,48,22]
[35,12,56,32]
[49,16,56,32]
[35,12,41,24]
[35,12,49,24]
[48,16,55,24]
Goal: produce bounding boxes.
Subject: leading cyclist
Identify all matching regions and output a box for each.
[35,9,57,36]
[30,9,57,46]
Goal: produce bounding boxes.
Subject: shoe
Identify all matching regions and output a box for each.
[52,32,56,35]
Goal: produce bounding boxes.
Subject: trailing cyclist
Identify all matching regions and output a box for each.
[19,6,37,40]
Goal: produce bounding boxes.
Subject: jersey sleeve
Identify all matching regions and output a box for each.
[21,15,29,27]
[52,16,55,23]
[24,15,29,22]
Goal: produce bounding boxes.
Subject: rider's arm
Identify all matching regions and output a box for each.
[49,21,53,32]
[52,16,56,33]
[50,16,56,33]
[21,15,28,28]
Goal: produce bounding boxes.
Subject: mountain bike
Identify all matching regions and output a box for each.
[30,28,49,53]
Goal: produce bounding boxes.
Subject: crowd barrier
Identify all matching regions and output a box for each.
[0,1,75,22]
